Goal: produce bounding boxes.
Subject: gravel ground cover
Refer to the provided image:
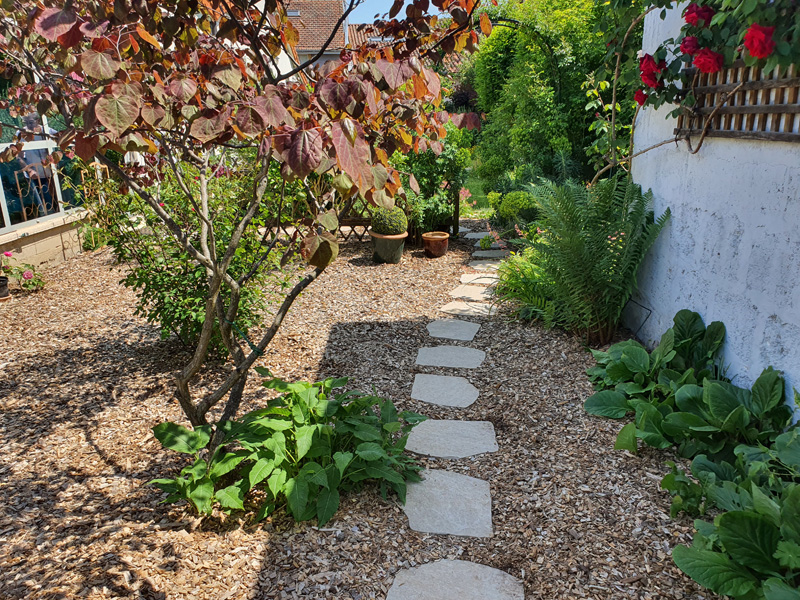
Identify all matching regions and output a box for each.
[0,223,715,599]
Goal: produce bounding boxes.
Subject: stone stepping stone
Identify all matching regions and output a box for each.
[460,273,499,285]
[465,231,492,240]
[449,284,493,301]
[416,346,485,369]
[474,240,501,249]
[427,319,480,341]
[411,374,479,408]
[403,470,493,538]
[407,420,498,459]
[386,560,525,600]
[468,260,500,272]
[440,301,496,317]
[472,249,508,259]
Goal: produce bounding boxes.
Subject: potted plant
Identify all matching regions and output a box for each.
[369,206,408,264]
[421,231,449,258]
[0,251,12,302]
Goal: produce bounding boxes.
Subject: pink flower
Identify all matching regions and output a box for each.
[3,251,12,257]
[22,270,33,280]
[159,203,165,207]
[459,187,472,201]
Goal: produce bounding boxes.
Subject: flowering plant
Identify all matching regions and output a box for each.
[631,1,799,114]
[1,250,44,291]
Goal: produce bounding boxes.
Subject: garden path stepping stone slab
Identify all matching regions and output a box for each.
[406,420,498,459]
[472,249,508,259]
[426,319,481,341]
[465,231,492,240]
[415,346,486,368]
[386,560,525,600]
[468,260,500,271]
[440,301,496,317]
[460,273,499,285]
[449,285,493,301]
[403,470,493,538]
[411,374,479,408]
[474,240,501,249]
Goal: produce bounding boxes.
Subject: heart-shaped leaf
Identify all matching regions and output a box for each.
[81,50,120,79]
[35,7,77,41]
[287,128,323,179]
[169,77,198,103]
[301,232,339,269]
[95,93,140,138]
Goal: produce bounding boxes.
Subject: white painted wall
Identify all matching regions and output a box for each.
[627,7,800,410]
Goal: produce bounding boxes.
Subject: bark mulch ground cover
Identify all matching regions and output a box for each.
[0,224,715,599]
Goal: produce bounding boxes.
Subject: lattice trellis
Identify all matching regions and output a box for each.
[676,62,800,143]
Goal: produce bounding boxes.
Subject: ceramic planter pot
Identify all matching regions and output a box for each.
[369,230,408,264]
[421,231,450,258]
[0,276,10,302]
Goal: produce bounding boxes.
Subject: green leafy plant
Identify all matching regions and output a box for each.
[496,175,670,344]
[371,206,408,235]
[150,375,426,525]
[479,235,494,250]
[661,460,706,518]
[496,191,538,224]
[1,251,45,291]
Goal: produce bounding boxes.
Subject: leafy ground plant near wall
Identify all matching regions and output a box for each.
[150,375,426,526]
[495,175,669,345]
[583,310,800,599]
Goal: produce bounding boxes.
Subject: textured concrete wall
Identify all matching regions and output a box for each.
[627,8,800,410]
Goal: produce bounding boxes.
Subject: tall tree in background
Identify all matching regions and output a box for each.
[470,0,605,189]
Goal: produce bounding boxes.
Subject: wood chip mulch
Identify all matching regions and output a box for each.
[0,222,717,600]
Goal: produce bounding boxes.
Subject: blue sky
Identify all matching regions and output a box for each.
[349,0,410,23]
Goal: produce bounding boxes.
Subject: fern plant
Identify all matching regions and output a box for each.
[496,176,670,345]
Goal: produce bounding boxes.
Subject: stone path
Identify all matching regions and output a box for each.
[460,273,498,285]
[387,243,525,598]
[386,560,525,600]
[464,231,492,240]
[426,319,480,341]
[411,374,479,408]
[406,420,498,459]
[415,346,485,369]
[448,284,493,301]
[440,301,496,317]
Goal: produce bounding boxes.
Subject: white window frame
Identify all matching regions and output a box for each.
[0,115,78,234]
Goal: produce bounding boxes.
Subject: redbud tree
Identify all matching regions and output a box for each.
[0,0,486,441]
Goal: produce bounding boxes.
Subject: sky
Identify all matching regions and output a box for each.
[348,0,411,24]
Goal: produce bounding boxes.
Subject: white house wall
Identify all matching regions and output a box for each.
[629,7,800,410]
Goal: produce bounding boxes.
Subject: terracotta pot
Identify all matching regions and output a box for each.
[421,231,449,258]
[0,276,10,302]
[369,230,408,264]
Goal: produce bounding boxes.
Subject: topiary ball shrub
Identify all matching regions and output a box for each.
[371,206,408,235]
[498,191,538,223]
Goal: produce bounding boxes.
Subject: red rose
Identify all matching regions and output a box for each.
[685,3,715,27]
[680,36,701,55]
[693,47,724,73]
[634,89,648,106]
[744,23,776,59]
[639,54,665,89]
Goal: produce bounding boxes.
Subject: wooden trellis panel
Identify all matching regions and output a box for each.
[675,62,800,143]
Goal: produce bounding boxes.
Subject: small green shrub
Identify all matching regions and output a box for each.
[487,191,503,213]
[371,206,408,235]
[497,191,538,223]
[150,376,426,525]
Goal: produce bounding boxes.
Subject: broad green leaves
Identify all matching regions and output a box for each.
[150,377,425,526]
[153,422,210,454]
[584,390,630,419]
[672,546,758,597]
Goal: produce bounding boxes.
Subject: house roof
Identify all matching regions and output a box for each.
[347,23,467,74]
[285,0,346,53]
